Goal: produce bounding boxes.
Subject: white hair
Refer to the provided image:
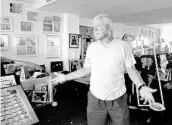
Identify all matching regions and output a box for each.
[93,14,113,30]
[93,14,114,37]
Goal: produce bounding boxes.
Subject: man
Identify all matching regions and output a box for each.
[51,14,156,125]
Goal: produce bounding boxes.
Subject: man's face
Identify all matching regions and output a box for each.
[93,20,109,40]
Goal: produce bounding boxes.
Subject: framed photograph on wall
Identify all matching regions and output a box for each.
[69,59,82,72]
[21,21,32,31]
[0,34,9,51]
[32,91,47,103]
[50,61,63,72]
[69,34,79,48]
[42,16,61,33]
[10,3,23,13]
[27,11,38,21]
[45,35,60,58]
[0,16,12,31]
[15,35,37,56]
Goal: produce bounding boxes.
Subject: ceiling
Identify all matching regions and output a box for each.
[27,0,172,24]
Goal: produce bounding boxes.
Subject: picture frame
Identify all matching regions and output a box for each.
[50,61,63,72]
[1,85,39,124]
[69,34,79,48]
[32,90,47,103]
[79,26,94,37]
[0,75,17,89]
[21,21,32,31]
[27,11,38,21]
[3,64,16,74]
[10,3,23,13]
[15,35,37,56]
[0,34,9,51]
[42,16,61,33]
[0,16,12,32]
[69,59,83,72]
[45,35,60,58]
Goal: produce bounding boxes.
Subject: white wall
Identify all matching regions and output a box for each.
[160,23,172,42]
[1,0,67,72]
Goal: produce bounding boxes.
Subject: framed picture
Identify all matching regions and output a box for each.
[69,34,79,48]
[0,75,17,89]
[21,21,32,31]
[27,11,38,21]
[3,64,16,74]
[43,16,61,33]
[10,3,23,13]
[0,34,9,51]
[32,91,47,103]
[79,26,94,37]
[15,35,37,56]
[54,22,60,32]
[0,16,12,31]
[45,35,60,58]
[33,84,48,91]
[53,16,61,22]
[69,59,82,72]
[0,85,39,124]
[50,61,63,72]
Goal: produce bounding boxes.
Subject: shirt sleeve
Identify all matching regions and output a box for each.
[124,43,136,68]
[84,44,92,68]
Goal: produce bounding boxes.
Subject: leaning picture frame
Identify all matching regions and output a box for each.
[15,35,37,56]
[69,34,79,48]
[32,90,47,103]
[0,16,12,32]
[0,34,9,51]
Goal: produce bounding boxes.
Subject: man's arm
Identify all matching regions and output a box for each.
[65,67,91,81]
[51,67,91,85]
[126,65,157,104]
[126,66,145,88]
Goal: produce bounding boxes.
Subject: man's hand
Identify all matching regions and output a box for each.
[51,72,67,85]
[139,86,157,105]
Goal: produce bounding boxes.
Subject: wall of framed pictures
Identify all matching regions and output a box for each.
[1,0,63,71]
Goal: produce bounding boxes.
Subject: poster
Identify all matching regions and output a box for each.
[45,35,60,58]
[15,35,37,56]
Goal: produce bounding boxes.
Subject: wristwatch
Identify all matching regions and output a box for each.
[138,84,146,91]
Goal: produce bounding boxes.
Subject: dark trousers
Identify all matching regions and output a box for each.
[87,91,130,125]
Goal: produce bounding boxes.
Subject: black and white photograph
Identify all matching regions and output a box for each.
[69,59,82,72]
[69,34,79,48]
[54,22,60,32]
[32,91,47,103]
[43,16,52,23]
[43,24,53,32]
[50,61,63,72]
[45,35,60,58]
[0,34,9,51]
[0,16,12,31]
[27,11,38,21]
[53,16,61,22]
[21,21,32,31]
[10,3,23,13]
[15,35,37,56]
[2,0,172,125]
